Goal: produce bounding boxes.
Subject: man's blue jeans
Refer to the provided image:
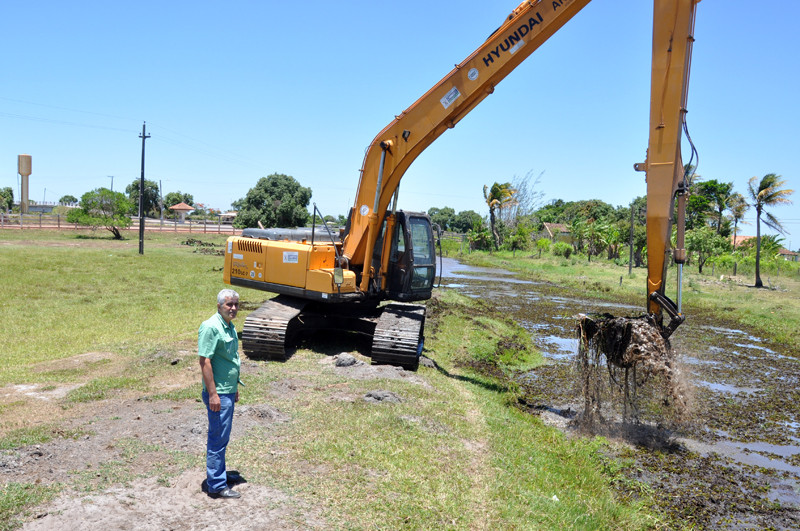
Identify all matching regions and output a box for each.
[202,391,236,493]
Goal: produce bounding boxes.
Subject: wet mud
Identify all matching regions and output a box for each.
[439,258,800,529]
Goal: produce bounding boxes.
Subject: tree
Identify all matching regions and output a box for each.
[466,222,493,251]
[685,225,730,273]
[0,187,13,211]
[164,191,195,219]
[126,179,161,217]
[233,173,311,229]
[563,200,616,224]
[570,218,588,253]
[534,199,566,227]
[66,188,133,239]
[451,210,483,233]
[584,219,611,262]
[504,170,544,224]
[695,179,734,235]
[535,237,551,258]
[506,221,533,256]
[626,196,648,267]
[632,224,648,267]
[427,206,455,232]
[727,192,749,249]
[747,174,794,287]
[603,220,626,260]
[59,194,79,204]
[483,182,517,250]
[685,193,711,230]
[164,191,194,209]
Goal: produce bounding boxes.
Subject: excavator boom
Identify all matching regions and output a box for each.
[343,0,592,280]
[638,0,698,323]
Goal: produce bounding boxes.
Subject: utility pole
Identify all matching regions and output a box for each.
[159,179,164,221]
[138,122,151,255]
[628,203,634,275]
[108,175,114,192]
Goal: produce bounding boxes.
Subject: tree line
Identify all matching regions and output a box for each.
[9,179,213,239]
[446,169,793,288]
[16,167,791,289]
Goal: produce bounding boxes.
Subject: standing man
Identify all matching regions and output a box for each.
[199,288,242,499]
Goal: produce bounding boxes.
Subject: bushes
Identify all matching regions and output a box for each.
[535,238,551,258]
[552,241,573,258]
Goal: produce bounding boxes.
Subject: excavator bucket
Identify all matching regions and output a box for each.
[576,313,688,427]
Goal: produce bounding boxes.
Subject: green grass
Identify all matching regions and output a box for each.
[430,290,542,374]
[227,292,656,529]
[0,230,680,528]
[64,375,149,403]
[0,230,264,383]
[0,483,59,531]
[0,425,87,450]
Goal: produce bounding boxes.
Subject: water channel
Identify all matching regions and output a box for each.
[438,257,800,526]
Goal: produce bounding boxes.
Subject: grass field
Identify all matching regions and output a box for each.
[0,229,662,529]
[0,230,267,383]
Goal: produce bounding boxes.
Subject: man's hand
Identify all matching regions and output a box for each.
[208,392,221,412]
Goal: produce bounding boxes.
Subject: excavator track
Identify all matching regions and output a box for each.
[241,295,308,360]
[242,297,426,370]
[371,304,426,370]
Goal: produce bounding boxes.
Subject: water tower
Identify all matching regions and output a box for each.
[18,154,32,214]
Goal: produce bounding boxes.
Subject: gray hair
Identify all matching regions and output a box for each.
[217,289,240,305]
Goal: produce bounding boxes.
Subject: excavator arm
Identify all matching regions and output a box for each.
[342,0,593,290]
[636,0,698,333]
[341,0,699,332]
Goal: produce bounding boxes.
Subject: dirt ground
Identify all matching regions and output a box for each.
[0,350,426,530]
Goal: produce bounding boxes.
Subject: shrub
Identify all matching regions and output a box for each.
[535,238,551,258]
[552,241,573,258]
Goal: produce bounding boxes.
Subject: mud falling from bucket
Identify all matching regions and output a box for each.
[576,313,689,431]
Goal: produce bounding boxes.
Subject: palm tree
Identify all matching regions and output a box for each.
[696,179,734,235]
[727,192,749,249]
[483,182,517,250]
[747,174,794,288]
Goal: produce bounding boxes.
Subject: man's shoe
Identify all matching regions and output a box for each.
[208,487,241,499]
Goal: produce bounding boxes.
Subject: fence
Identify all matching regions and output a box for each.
[0,212,239,234]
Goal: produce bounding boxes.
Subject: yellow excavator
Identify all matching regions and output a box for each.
[223,0,698,369]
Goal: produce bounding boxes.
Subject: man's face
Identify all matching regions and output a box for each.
[218,297,239,323]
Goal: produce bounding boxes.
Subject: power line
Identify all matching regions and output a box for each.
[0,111,135,134]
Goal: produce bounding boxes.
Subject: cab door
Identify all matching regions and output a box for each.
[387,212,435,301]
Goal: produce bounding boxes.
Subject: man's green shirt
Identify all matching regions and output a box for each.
[198,312,240,394]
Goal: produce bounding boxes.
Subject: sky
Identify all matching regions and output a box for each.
[2,1,798,246]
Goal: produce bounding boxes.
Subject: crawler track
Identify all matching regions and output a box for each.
[371,304,426,370]
[241,295,308,360]
[241,296,425,370]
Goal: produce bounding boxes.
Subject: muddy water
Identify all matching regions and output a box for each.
[439,257,800,528]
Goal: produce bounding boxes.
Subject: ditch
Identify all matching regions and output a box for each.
[439,257,800,529]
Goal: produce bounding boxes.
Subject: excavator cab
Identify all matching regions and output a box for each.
[377,211,436,302]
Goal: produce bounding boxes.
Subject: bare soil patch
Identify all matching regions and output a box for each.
[1,350,432,529]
